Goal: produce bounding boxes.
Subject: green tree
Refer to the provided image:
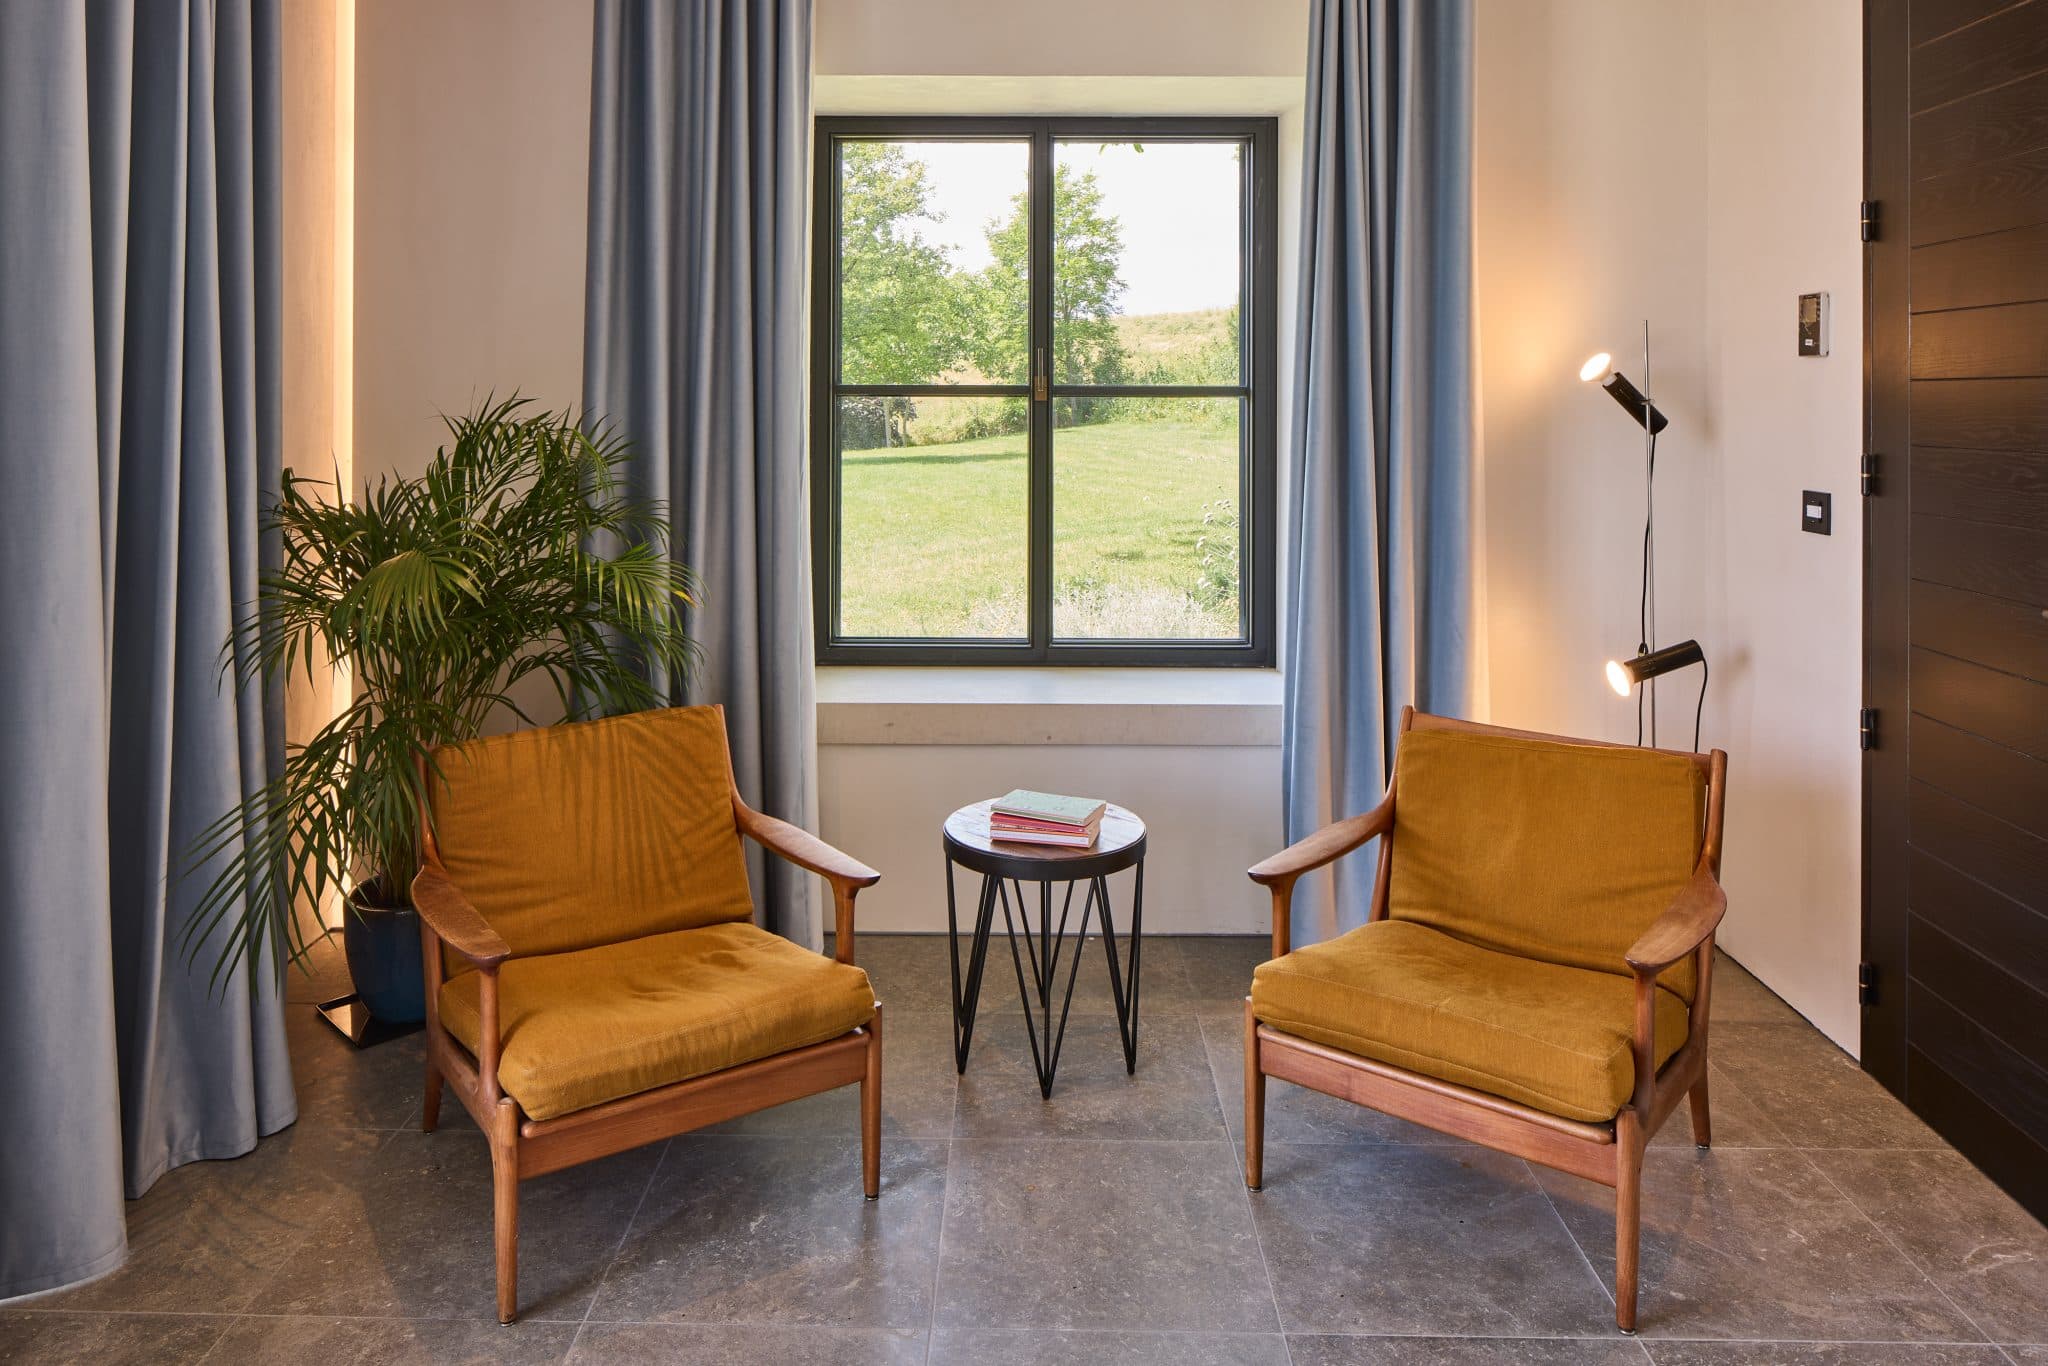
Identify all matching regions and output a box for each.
[969,163,1128,397]
[838,142,965,401]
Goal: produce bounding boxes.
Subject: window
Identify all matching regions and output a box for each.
[811,117,1277,665]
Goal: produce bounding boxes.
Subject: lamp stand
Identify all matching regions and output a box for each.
[1639,320,1657,747]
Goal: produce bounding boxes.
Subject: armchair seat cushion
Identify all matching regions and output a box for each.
[1251,919,1689,1123]
[439,922,876,1121]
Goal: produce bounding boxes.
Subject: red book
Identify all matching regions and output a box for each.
[989,811,1101,836]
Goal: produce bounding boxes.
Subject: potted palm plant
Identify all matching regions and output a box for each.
[185,397,696,1024]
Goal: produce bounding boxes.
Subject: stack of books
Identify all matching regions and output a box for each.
[988,789,1107,848]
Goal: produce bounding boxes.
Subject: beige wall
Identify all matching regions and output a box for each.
[816,0,1307,77]
[353,0,592,488]
[1474,0,1864,1048]
[1700,0,1864,1049]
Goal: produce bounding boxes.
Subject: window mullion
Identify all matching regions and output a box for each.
[1026,124,1055,657]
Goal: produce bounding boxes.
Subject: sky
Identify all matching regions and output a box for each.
[879,139,1242,317]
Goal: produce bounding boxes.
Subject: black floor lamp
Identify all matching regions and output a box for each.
[1580,325,1708,752]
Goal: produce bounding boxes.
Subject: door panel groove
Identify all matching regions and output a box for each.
[1910,298,2048,375]
[1908,915,2048,1075]
[1912,1,2048,114]
[1911,220,2048,311]
[1910,715,2048,837]
[1912,0,2040,49]
[1911,377,2048,448]
[1911,66,2048,179]
[1910,581,2048,681]
[1908,446,2048,528]
[1909,648,2048,756]
[1911,143,2048,245]
[1908,514,2048,599]
[1911,847,2048,997]
[1905,985,2048,1144]
[1910,779,2048,913]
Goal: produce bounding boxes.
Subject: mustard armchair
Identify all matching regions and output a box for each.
[1243,708,1727,1334]
[410,705,882,1323]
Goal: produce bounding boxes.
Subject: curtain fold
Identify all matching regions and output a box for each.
[584,0,822,946]
[1282,0,1476,946]
[0,0,293,1300]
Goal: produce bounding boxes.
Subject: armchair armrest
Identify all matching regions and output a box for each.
[734,798,880,967]
[1246,796,1395,960]
[411,865,511,971]
[1248,797,1394,888]
[1624,863,1727,976]
[1623,861,1726,1120]
[734,800,881,892]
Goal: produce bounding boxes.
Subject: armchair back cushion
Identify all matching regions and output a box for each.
[1388,727,1707,1000]
[428,707,754,968]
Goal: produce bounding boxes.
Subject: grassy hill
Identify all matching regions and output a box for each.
[1115,308,1237,386]
[838,412,1241,641]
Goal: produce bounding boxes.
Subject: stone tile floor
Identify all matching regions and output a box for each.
[4,934,2045,1364]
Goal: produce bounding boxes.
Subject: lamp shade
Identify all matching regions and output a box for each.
[1578,352,1670,434]
[1605,639,1706,696]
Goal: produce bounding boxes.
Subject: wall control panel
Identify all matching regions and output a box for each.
[1799,292,1829,356]
[1802,490,1832,535]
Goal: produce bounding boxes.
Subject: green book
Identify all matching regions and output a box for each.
[991,789,1106,827]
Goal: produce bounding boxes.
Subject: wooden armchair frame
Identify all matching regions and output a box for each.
[1243,708,1727,1333]
[410,709,883,1323]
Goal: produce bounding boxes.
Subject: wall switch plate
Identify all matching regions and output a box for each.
[1802,489,1832,535]
[1799,291,1830,356]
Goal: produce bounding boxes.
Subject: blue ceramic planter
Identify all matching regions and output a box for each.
[343,894,425,1024]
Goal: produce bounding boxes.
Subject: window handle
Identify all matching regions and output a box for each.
[1033,348,1047,402]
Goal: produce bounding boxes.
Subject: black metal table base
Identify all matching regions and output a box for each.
[946,863,1144,1098]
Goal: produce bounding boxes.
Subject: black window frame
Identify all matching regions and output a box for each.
[810,114,1279,667]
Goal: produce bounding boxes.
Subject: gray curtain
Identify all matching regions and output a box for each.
[0,0,294,1300]
[584,0,821,946]
[1282,0,1475,946]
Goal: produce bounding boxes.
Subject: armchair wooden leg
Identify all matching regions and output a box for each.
[861,1005,883,1200]
[491,1100,520,1324]
[1688,1071,1712,1149]
[1614,1107,1644,1333]
[422,1061,444,1134]
[1243,997,1265,1191]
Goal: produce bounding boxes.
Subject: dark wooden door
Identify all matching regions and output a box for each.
[1865,0,2048,1220]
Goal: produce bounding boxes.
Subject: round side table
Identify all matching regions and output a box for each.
[942,799,1147,1098]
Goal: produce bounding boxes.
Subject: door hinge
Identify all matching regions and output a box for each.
[1858,961,1878,1007]
[1861,452,1880,496]
[1860,707,1879,751]
[1860,199,1880,242]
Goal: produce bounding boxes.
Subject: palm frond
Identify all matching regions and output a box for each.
[186,395,701,985]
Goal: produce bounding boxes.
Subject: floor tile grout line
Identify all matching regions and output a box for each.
[924,1051,962,1366]
[1197,1013,1296,1357]
[25,1304,2029,1344]
[182,1310,241,1365]
[1526,1155,1619,1314]
[1802,1148,2007,1347]
[579,1136,672,1328]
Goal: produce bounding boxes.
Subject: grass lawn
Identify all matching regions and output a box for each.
[837,412,1242,640]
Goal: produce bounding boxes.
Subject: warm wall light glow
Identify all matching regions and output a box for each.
[1605,658,1633,696]
[1580,352,1613,384]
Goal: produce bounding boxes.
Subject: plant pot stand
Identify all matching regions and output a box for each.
[315,993,426,1047]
